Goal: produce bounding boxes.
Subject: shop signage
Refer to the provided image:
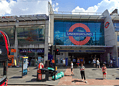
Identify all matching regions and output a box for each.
[20,49,44,53]
[105,22,110,28]
[66,32,93,36]
[67,23,93,45]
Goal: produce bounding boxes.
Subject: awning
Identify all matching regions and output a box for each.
[52,45,113,53]
[53,45,113,50]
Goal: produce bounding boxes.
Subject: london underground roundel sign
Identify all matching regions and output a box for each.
[105,22,110,28]
[67,23,92,45]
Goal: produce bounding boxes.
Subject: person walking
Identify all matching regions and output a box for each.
[63,59,65,66]
[52,58,55,67]
[71,61,74,75]
[102,64,107,79]
[77,58,80,67]
[97,58,100,68]
[80,63,87,83]
[93,58,96,67]
[109,59,113,67]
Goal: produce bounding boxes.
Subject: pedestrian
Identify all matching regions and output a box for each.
[93,58,96,67]
[97,58,100,68]
[80,63,87,83]
[63,59,65,66]
[71,61,74,75]
[77,58,80,67]
[38,61,44,70]
[104,60,107,66]
[109,59,113,67]
[52,58,55,67]
[102,64,107,80]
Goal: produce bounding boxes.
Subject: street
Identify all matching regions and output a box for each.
[7,66,119,86]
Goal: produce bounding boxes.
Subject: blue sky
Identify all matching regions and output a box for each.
[52,0,102,12]
[0,0,119,16]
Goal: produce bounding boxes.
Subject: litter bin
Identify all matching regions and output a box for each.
[37,69,42,81]
[37,68,49,81]
[47,67,57,76]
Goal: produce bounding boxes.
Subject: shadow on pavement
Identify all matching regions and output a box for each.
[92,69,97,70]
[95,78,103,80]
[116,77,119,79]
[72,80,83,83]
[9,76,22,79]
[32,75,37,77]
[64,75,72,76]
[26,78,52,82]
[34,67,38,69]
[26,78,38,82]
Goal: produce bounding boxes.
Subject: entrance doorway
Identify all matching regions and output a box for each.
[68,53,102,67]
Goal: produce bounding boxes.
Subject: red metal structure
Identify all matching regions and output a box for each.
[0,30,10,86]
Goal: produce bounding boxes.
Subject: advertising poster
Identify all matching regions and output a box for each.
[22,57,28,77]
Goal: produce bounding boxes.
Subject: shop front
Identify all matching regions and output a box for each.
[19,48,44,66]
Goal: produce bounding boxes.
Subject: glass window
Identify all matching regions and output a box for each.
[17,25,45,45]
[0,33,5,46]
[54,20,104,45]
[0,27,15,46]
[114,23,119,31]
[117,35,119,42]
[0,61,4,78]
[0,61,7,80]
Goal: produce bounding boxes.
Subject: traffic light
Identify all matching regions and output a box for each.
[49,46,52,54]
[55,48,60,55]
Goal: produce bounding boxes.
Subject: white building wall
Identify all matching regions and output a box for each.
[102,10,118,66]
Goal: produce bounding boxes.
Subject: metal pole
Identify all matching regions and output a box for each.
[54,44,56,80]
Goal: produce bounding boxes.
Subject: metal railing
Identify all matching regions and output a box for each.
[53,11,102,15]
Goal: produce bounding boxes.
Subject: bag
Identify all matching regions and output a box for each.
[103,72,105,74]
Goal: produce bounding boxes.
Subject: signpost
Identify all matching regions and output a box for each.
[54,44,56,80]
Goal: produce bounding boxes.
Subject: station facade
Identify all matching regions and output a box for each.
[0,3,119,67]
[49,3,119,66]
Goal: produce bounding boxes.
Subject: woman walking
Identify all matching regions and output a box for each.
[102,64,107,79]
[80,63,87,83]
[93,58,96,67]
[97,58,100,68]
[71,61,74,75]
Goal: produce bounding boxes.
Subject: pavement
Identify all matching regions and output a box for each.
[7,66,119,86]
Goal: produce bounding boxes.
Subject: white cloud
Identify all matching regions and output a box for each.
[72,0,119,15]
[52,4,55,8]
[22,8,29,11]
[53,2,59,12]
[56,2,58,6]
[0,0,52,16]
[0,0,12,16]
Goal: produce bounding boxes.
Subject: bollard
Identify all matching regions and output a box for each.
[55,66,57,71]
